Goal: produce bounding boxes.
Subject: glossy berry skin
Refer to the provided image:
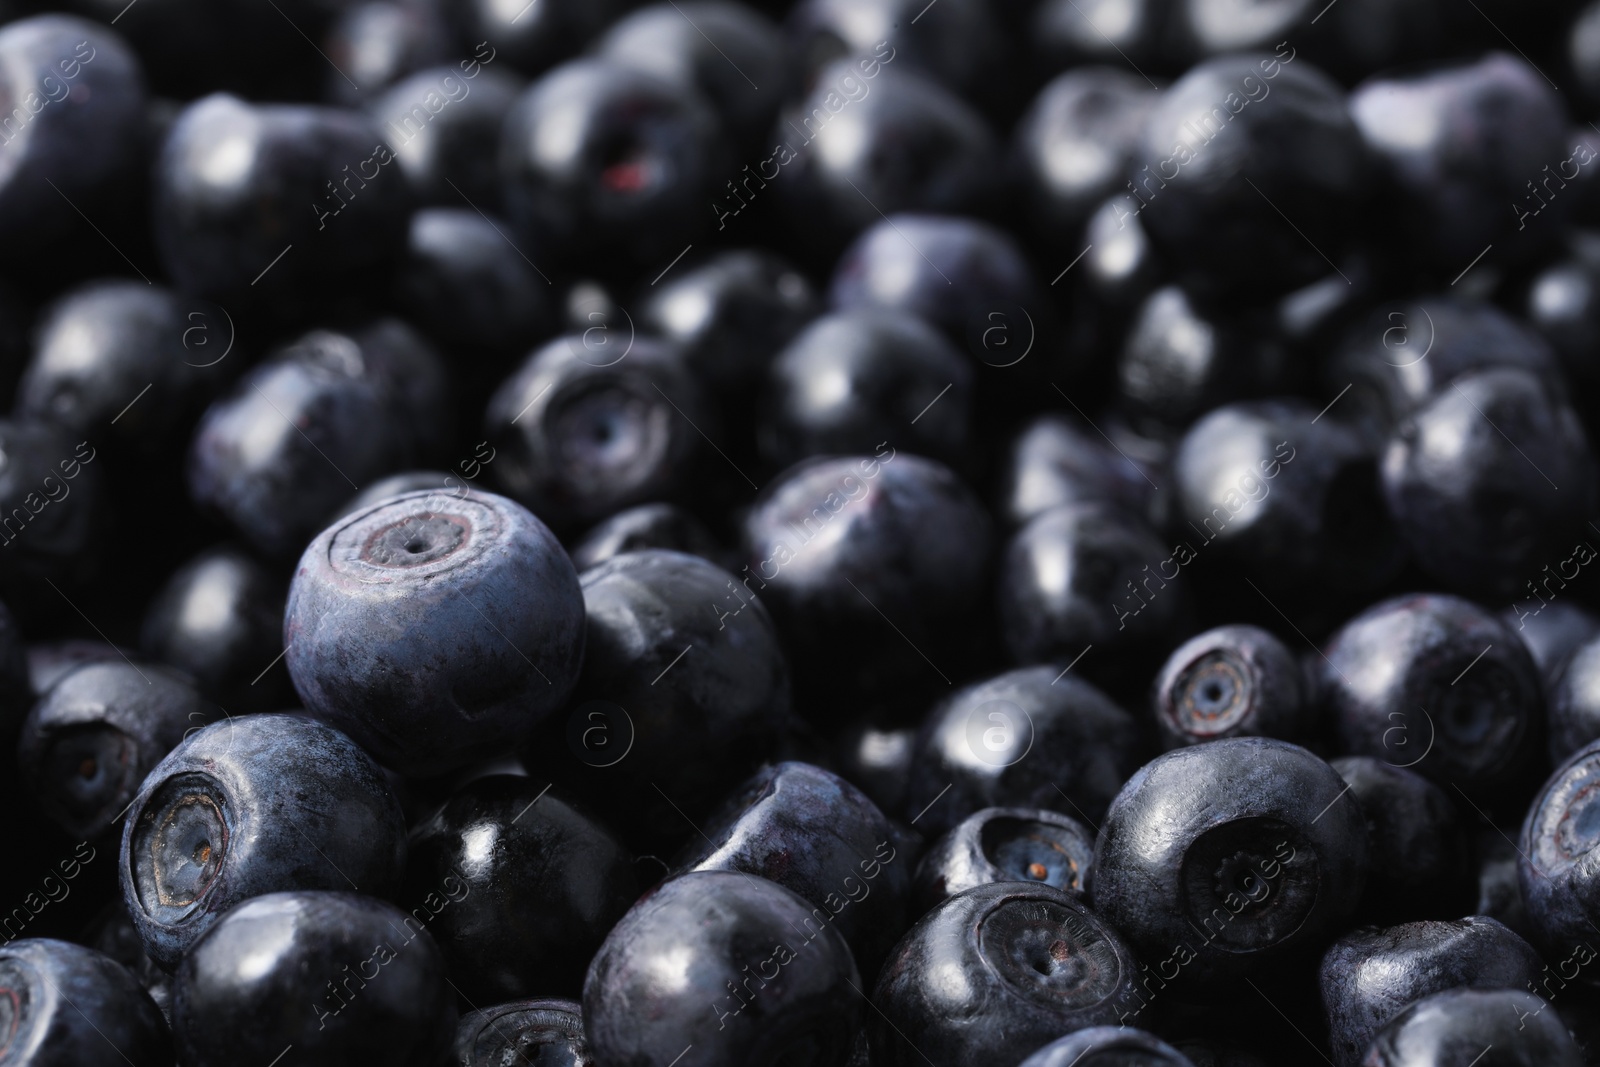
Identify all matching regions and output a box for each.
[833,722,917,818]
[1013,67,1160,243]
[905,666,1142,838]
[26,640,125,698]
[18,662,215,842]
[451,0,620,77]
[285,488,584,777]
[485,336,706,533]
[1092,738,1369,990]
[673,761,908,977]
[16,281,229,456]
[911,806,1095,916]
[774,63,999,253]
[1172,400,1402,599]
[187,322,449,558]
[1153,625,1309,749]
[0,938,170,1065]
[1382,368,1596,601]
[743,453,992,719]
[1505,601,1600,690]
[501,59,727,273]
[153,94,411,308]
[1320,594,1545,800]
[998,502,1187,672]
[1131,54,1368,299]
[638,249,818,398]
[827,215,1045,357]
[454,998,593,1066]
[1020,1027,1197,1067]
[1549,632,1600,761]
[761,310,973,471]
[171,891,455,1067]
[569,502,721,572]
[395,207,556,357]
[323,0,455,107]
[371,65,521,208]
[1326,297,1565,440]
[873,882,1144,1067]
[404,775,637,1001]
[998,414,1157,530]
[0,420,105,596]
[521,550,787,853]
[1030,0,1168,73]
[0,17,146,250]
[118,713,406,970]
[1330,757,1472,925]
[596,2,787,150]
[1361,988,1582,1066]
[583,870,861,1067]
[1519,737,1600,963]
[1353,53,1571,276]
[1117,288,1297,436]
[1320,917,1544,1067]
[140,545,288,713]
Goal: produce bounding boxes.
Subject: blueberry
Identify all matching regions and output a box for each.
[153,94,412,310]
[285,487,584,776]
[1525,250,1600,389]
[1549,631,1600,761]
[140,544,289,713]
[1019,1026,1198,1067]
[872,882,1144,1067]
[638,249,818,399]
[997,502,1188,676]
[761,309,974,471]
[997,413,1159,531]
[569,502,721,571]
[454,997,592,1066]
[1131,54,1368,299]
[323,1,456,107]
[1504,601,1600,693]
[404,775,635,1001]
[596,2,789,151]
[1173,0,1445,80]
[1153,625,1308,749]
[0,17,146,253]
[911,806,1095,915]
[1326,297,1565,441]
[500,59,728,273]
[451,0,621,77]
[19,661,215,842]
[171,890,456,1067]
[1082,192,1165,308]
[26,640,126,698]
[521,549,787,853]
[1382,368,1595,601]
[1329,757,1473,924]
[1320,594,1546,801]
[1353,53,1571,278]
[1117,288,1298,436]
[1014,68,1160,244]
[485,335,707,533]
[1519,737,1600,964]
[673,761,908,977]
[118,712,407,969]
[187,321,449,558]
[832,721,918,818]
[0,419,106,598]
[906,666,1142,837]
[16,281,228,456]
[827,214,1047,361]
[1361,988,1582,1066]
[789,0,1010,116]
[583,870,861,1067]
[1172,400,1402,601]
[1092,738,1369,991]
[773,63,1000,255]
[1320,917,1544,1067]
[0,938,170,1065]
[743,453,992,719]
[1030,0,1167,73]
[371,64,522,208]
